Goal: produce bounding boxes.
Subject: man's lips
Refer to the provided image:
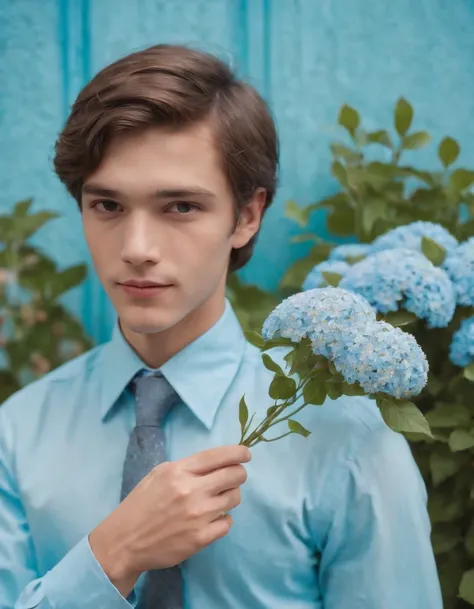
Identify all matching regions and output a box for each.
[119,280,172,288]
[118,281,174,298]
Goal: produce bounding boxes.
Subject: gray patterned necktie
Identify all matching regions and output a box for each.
[121,371,183,609]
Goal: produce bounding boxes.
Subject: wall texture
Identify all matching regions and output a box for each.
[1,0,474,343]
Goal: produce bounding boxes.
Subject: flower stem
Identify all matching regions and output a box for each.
[240,370,314,447]
[269,400,310,427]
[247,431,293,446]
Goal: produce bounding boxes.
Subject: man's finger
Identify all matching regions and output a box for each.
[183,445,251,475]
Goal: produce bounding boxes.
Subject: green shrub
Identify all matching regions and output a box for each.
[0,199,92,403]
[281,99,474,608]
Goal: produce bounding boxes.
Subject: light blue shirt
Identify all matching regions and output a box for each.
[0,299,442,609]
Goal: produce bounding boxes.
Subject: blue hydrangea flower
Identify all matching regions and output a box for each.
[443,237,474,306]
[370,221,458,255]
[262,287,428,398]
[328,243,371,262]
[262,287,376,358]
[331,321,428,398]
[340,248,456,328]
[449,316,474,367]
[302,260,350,291]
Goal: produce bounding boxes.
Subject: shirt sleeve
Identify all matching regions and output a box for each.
[0,429,138,609]
[318,421,443,609]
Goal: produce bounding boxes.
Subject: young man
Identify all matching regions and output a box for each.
[0,44,442,608]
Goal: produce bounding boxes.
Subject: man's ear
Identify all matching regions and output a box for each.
[231,188,267,249]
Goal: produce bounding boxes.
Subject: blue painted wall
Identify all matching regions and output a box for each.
[1,0,474,344]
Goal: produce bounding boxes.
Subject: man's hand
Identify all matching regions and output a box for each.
[89,445,251,597]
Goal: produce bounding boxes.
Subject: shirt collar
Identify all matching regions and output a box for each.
[99,299,247,429]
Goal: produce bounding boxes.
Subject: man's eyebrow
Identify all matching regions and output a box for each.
[81,183,217,199]
[82,184,121,198]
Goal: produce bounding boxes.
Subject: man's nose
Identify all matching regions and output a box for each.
[120,214,161,265]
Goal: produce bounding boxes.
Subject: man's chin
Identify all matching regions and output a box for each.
[118,311,176,335]
[127,323,169,335]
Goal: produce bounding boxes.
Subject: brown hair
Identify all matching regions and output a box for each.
[53,44,279,272]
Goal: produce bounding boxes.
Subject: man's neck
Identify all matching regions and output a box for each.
[119,292,226,369]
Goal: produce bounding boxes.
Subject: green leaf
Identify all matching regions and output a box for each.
[331,161,348,187]
[337,104,360,137]
[13,199,33,216]
[313,369,332,383]
[262,353,285,376]
[239,396,249,434]
[362,198,387,234]
[267,405,279,417]
[449,429,474,452]
[341,382,366,396]
[345,254,366,264]
[394,97,413,136]
[398,165,436,186]
[450,169,474,192]
[326,206,356,237]
[459,569,474,604]
[438,136,460,168]
[409,187,436,207]
[244,331,266,349]
[403,131,431,150]
[430,448,466,486]
[426,403,471,428]
[21,251,57,273]
[285,200,310,228]
[48,265,87,301]
[262,337,294,351]
[321,271,342,287]
[284,348,296,369]
[291,233,319,244]
[379,398,433,438]
[18,254,58,294]
[354,129,368,147]
[464,362,474,382]
[288,419,311,438]
[421,236,446,266]
[269,376,297,400]
[303,379,327,405]
[364,162,396,190]
[287,339,315,376]
[15,211,59,242]
[317,192,351,211]
[330,143,361,162]
[326,383,343,400]
[0,216,14,243]
[383,311,418,327]
[366,130,393,148]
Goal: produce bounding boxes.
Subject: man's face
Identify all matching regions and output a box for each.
[81,123,264,336]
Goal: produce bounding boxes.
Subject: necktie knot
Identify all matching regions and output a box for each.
[133,372,179,427]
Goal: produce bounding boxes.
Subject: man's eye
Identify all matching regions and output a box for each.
[170,202,198,214]
[94,200,121,213]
